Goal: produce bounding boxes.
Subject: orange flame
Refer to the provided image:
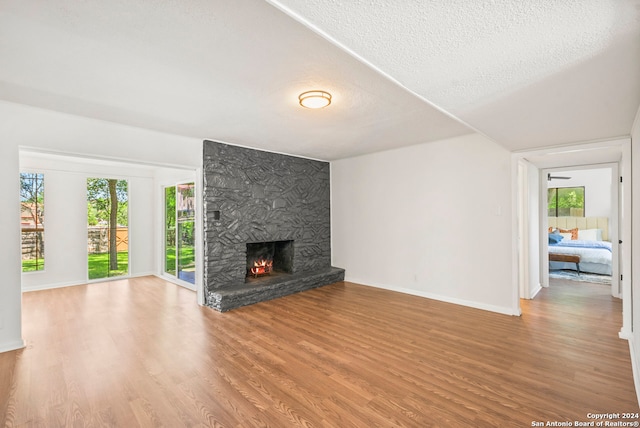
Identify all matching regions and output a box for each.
[251,258,273,276]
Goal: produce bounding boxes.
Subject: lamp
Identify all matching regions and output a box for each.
[299,90,331,109]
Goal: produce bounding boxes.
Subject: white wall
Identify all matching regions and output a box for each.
[630,105,640,404]
[521,160,541,297]
[331,133,516,315]
[547,168,612,217]
[19,154,159,290]
[0,101,202,353]
[0,141,23,353]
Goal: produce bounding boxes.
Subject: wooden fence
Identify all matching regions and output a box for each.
[21,227,129,259]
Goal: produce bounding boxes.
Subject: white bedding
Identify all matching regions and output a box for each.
[549,240,612,275]
[549,242,612,265]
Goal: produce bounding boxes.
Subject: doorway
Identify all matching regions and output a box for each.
[164,182,196,287]
[513,138,632,338]
[543,165,618,296]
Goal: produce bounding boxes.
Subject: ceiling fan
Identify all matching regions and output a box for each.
[547,173,571,181]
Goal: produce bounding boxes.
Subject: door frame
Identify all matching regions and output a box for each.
[161,180,197,292]
[512,137,632,338]
[540,163,619,297]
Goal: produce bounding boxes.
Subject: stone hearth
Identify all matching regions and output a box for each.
[209,267,345,312]
[203,141,344,311]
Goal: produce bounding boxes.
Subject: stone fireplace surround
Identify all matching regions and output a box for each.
[203,141,345,311]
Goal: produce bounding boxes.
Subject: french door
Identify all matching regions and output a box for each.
[164,182,195,285]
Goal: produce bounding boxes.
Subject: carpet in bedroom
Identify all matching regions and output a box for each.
[549,269,611,285]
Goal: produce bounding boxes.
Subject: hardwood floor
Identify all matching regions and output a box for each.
[1,276,638,427]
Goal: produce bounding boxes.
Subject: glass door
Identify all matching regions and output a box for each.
[165,186,176,277]
[164,182,195,285]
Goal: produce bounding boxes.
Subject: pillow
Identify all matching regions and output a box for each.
[548,232,563,244]
[558,228,578,240]
[559,232,573,241]
[578,228,603,241]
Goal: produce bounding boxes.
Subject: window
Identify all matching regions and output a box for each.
[87,178,129,279]
[20,173,45,272]
[548,187,585,217]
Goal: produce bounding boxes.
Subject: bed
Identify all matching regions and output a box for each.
[548,216,612,276]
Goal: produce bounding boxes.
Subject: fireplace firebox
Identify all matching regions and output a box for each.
[246,240,294,282]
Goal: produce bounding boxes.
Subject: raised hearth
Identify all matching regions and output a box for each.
[208,267,345,312]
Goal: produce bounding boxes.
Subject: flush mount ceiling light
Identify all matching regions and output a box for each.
[299,90,331,109]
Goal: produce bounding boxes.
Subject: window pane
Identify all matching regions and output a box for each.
[548,186,584,217]
[165,186,176,276]
[177,183,195,284]
[20,173,44,272]
[87,178,129,279]
[547,188,557,217]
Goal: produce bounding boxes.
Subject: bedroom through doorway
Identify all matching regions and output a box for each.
[545,166,617,294]
[514,138,631,338]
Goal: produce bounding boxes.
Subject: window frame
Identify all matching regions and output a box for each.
[20,172,45,272]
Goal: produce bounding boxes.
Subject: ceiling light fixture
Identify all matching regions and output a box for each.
[299,90,331,109]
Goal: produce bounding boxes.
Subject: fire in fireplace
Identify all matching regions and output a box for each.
[246,240,294,282]
[250,258,273,277]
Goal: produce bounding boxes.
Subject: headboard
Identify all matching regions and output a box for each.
[548,216,609,241]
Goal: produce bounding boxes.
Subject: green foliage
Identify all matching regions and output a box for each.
[22,258,44,272]
[87,178,128,226]
[20,173,44,225]
[165,246,195,273]
[548,187,585,216]
[165,186,176,230]
[88,251,129,279]
[25,252,130,278]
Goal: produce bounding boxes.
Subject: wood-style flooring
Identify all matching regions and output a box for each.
[1,276,638,427]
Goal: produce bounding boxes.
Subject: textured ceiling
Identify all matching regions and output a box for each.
[270,0,640,151]
[1,0,639,160]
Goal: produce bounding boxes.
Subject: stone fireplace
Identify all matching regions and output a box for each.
[203,141,345,311]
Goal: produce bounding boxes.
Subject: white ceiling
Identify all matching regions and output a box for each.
[2,0,639,160]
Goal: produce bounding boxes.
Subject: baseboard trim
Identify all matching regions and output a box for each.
[349,278,519,316]
[0,339,25,354]
[22,280,87,292]
[620,328,633,340]
[529,283,542,299]
[22,272,158,292]
[627,336,640,408]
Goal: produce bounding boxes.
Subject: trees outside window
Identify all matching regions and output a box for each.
[548,187,585,217]
[164,183,195,285]
[20,173,44,272]
[87,178,128,279]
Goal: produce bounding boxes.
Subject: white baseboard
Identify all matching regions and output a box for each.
[133,271,156,278]
[22,272,158,292]
[627,336,640,408]
[620,328,633,340]
[348,278,519,316]
[529,283,542,299]
[0,339,25,353]
[22,280,87,292]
